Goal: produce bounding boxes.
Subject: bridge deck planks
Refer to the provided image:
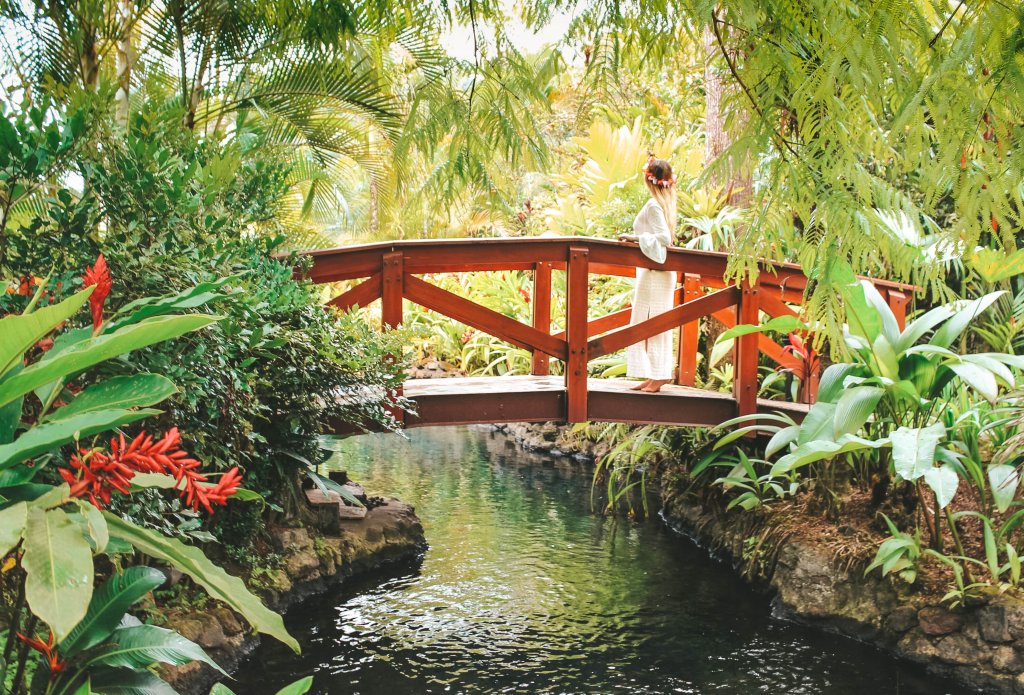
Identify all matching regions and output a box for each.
[402,375,809,428]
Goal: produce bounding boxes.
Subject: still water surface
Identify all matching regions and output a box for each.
[234,426,959,694]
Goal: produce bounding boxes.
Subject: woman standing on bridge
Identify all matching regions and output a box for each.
[618,155,677,393]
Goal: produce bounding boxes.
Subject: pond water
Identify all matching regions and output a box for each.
[233,426,959,695]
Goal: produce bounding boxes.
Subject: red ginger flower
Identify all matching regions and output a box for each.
[17,631,65,676]
[82,254,112,334]
[60,427,240,513]
[780,332,820,382]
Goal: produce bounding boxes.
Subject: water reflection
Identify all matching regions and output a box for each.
[233,426,958,695]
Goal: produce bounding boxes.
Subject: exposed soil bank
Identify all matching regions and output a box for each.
[499,421,1024,695]
[163,499,426,695]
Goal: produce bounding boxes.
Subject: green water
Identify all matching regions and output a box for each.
[233,426,960,694]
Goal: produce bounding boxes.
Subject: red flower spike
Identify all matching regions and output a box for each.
[17,631,65,675]
[62,427,238,513]
[82,254,112,334]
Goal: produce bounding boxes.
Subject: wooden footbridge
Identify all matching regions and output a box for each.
[298,238,911,429]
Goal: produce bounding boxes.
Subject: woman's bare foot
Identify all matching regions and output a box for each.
[630,380,651,391]
[641,379,672,393]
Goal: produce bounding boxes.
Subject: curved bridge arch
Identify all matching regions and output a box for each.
[298,238,911,429]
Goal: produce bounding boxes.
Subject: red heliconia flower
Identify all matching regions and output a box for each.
[61,427,240,513]
[82,254,112,334]
[518,287,531,304]
[17,631,65,676]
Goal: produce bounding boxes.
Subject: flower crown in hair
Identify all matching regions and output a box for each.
[644,153,677,188]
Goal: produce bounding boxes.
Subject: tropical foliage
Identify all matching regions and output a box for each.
[0,267,297,694]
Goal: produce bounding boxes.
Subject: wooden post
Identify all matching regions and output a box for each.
[381,251,404,424]
[531,262,552,376]
[381,251,404,330]
[566,247,589,423]
[676,274,702,386]
[734,278,760,418]
[887,289,908,331]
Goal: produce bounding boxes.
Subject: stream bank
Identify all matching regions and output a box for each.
[162,497,425,695]
[499,420,1024,695]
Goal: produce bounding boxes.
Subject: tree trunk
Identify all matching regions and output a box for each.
[115,0,133,126]
[703,22,751,208]
[702,18,753,371]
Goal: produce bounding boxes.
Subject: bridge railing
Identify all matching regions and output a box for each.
[298,237,912,423]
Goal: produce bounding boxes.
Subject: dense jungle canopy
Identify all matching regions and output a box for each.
[3,0,1024,334]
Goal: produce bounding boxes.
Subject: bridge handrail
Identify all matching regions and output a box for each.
[296,236,912,423]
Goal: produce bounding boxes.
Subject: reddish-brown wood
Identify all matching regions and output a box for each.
[298,237,914,294]
[380,252,405,424]
[758,291,800,320]
[531,262,553,375]
[734,279,761,418]
[381,253,404,329]
[566,247,589,422]
[404,275,568,360]
[677,274,702,386]
[328,274,382,312]
[887,289,909,330]
[588,286,741,361]
[297,237,913,430]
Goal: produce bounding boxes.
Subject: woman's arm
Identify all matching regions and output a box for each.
[635,203,671,263]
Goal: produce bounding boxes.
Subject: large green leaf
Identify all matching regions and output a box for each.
[0,501,27,556]
[923,463,959,509]
[0,408,161,471]
[61,567,166,657]
[929,292,1004,349]
[870,334,899,380]
[45,375,178,423]
[275,677,314,695]
[895,303,960,352]
[832,386,883,439]
[72,499,109,554]
[860,281,901,345]
[843,280,883,345]
[88,667,177,695]
[0,288,92,379]
[989,464,1020,514]
[94,624,225,674]
[0,315,218,410]
[108,276,237,330]
[719,315,809,340]
[771,434,887,475]
[0,362,25,445]
[102,513,298,653]
[765,425,800,458]
[211,677,313,695]
[23,506,94,642]
[891,423,945,482]
[817,363,859,403]
[796,402,837,445]
[947,362,998,402]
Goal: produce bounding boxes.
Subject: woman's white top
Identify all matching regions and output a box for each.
[632,198,673,264]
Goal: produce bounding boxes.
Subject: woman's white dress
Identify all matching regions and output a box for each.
[626,199,676,380]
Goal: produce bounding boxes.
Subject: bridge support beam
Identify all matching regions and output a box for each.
[886,289,908,331]
[734,278,760,418]
[382,251,405,424]
[566,247,589,422]
[677,274,702,387]
[531,262,552,376]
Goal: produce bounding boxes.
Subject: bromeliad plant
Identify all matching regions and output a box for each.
[0,260,297,695]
